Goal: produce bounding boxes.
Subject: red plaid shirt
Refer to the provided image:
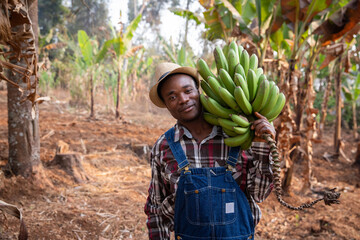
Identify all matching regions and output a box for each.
[144,124,273,240]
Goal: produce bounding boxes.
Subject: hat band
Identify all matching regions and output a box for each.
[158,71,170,82]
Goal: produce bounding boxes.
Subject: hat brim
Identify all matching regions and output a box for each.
[149,66,199,108]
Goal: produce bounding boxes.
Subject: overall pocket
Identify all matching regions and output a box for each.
[184,186,237,225]
[212,186,237,225]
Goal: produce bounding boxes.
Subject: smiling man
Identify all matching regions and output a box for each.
[144,62,275,240]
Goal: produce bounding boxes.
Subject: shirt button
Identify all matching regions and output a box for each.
[195,190,199,194]
[222,189,226,193]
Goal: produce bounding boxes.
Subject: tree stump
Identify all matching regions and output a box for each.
[47,140,88,183]
[48,153,89,183]
[131,143,150,161]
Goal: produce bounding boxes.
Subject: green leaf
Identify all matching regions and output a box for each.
[124,14,142,46]
[271,26,284,46]
[354,74,360,100]
[260,0,276,22]
[77,30,93,66]
[169,7,204,25]
[219,0,259,41]
[177,47,186,66]
[96,39,114,63]
[342,86,353,101]
[232,0,242,13]
[241,0,257,24]
[306,0,331,17]
[356,73,360,89]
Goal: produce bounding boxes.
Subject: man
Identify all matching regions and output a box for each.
[144,62,275,240]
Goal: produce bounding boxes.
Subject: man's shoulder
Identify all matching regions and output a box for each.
[151,130,171,155]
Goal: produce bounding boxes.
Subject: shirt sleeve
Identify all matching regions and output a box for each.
[244,141,274,203]
[144,145,174,240]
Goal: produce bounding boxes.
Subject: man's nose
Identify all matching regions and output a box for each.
[178,93,190,103]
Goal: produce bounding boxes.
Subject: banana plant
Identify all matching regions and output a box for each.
[159,35,196,67]
[77,30,102,118]
[342,73,360,139]
[171,0,258,43]
[96,14,142,119]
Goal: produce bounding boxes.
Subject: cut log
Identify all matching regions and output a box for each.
[48,153,88,183]
[131,143,150,160]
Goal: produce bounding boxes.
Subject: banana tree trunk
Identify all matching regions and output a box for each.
[352,101,358,139]
[7,0,41,178]
[115,59,122,119]
[183,0,191,49]
[318,75,332,139]
[90,72,94,118]
[277,60,297,193]
[301,66,317,192]
[334,56,343,155]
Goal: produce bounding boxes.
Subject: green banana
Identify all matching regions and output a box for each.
[266,92,286,121]
[214,46,229,73]
[240,49,250,76]
[222,44,229,59]
[240,130,254,150]
[251,78,270,112]
[234,86,253,115]
[257,74,267,85]
[238,45,244,62]
[203,112,220,126]
[230,114,250,127]
[229,41,239,57]
[200,80,227,106]
[219,87,241,112]
[224,128,251,147]
[207,95,236,119]
[234,63,246,79]
[249,54,258,71]
[218,118,238,131]
[197,58,216,81]
[260,81,279,116]
[219,68,236,94]
[227,48,239,78]
[234,73,249,100]
[200,93,213,113]
[259,78,271,111]
[255,68,263,79]
[223,127,238,137]
[233,126,250,135]
[247,69,258,102]
[207,76,222,99]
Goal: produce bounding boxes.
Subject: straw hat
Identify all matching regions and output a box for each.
[149,62,199,108]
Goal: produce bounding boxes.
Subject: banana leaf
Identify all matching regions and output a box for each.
[78,30,94,66]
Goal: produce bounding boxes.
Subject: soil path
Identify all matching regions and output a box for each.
[0,90,359,240]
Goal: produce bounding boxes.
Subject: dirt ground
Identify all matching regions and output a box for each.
[0,89,359,240]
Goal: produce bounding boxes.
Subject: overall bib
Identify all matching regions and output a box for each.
[165,127,255,240]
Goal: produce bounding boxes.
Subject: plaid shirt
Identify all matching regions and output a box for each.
[144,123,273,240]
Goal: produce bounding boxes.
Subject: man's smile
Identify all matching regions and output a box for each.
[179,104,195,113]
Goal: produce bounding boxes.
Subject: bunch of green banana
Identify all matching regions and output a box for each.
[197,41,286,149]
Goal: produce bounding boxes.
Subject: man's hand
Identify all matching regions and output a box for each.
[251,112,276,142]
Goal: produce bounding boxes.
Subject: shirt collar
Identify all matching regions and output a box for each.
[173,123,225,142]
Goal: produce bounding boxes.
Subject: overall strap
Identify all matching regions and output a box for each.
[227,146,241,169]
[164,127,190,170]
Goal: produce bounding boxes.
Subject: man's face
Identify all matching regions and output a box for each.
[160,74,202,123]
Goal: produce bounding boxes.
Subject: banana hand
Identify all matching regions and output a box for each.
[251,112,276,142]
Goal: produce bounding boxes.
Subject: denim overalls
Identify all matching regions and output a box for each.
[165,127,255,240]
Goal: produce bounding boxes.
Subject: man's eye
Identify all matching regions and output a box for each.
[169,96,176,101]
[185,89,193,93]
